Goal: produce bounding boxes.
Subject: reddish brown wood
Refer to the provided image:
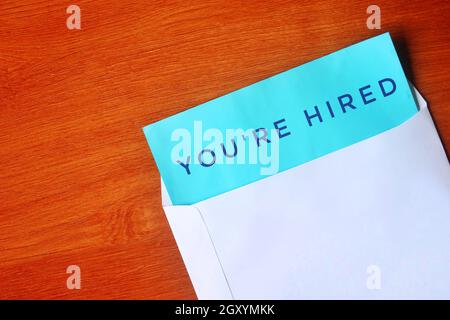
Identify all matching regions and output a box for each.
[0,0,448,299]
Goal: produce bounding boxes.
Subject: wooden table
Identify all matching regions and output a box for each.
[1,0,449,299]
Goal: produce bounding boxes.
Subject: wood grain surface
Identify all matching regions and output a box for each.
[0,0,449,299]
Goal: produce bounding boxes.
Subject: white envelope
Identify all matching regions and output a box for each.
[160,87,450,299]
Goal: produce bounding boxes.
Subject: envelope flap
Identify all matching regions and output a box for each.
[191,88,450,299]
[162,204,233,299]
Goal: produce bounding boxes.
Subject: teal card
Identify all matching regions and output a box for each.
[143,33,417,205]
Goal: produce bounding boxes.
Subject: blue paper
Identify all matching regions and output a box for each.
[143,33,417,205]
